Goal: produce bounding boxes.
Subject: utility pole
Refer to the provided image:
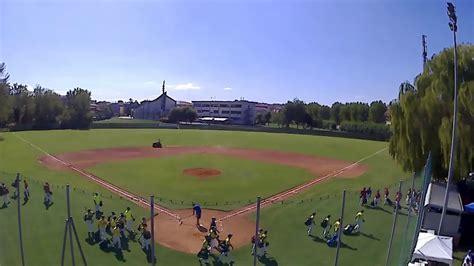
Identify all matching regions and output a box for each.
[438,2,459,235]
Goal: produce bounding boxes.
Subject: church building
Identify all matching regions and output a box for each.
[133,80,177,120]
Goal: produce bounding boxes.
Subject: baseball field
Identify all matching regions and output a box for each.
[0,129,422,265]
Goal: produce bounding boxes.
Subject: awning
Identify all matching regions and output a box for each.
[412,232,453,265]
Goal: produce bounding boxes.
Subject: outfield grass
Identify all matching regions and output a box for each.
[88,155,314,210]
[0,129,421,266]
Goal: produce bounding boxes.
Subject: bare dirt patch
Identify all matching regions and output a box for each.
[153,209,253,253]
[183,168,222,179]
[38,146,369,254]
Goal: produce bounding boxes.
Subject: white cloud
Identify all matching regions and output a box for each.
[223,87,233,91]
[171,83,201,91]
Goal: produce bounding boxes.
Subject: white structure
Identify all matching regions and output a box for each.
[134,81,177,120]
[192,100,256,125]
[412,232,453,265]
[422,183,463,238]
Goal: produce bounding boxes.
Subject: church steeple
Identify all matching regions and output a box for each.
[162,80,166,95]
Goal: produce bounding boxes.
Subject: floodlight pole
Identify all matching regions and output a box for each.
[61,184,87,266]
[385,181,403,266]
[334,190,346,266]
[151,195,156,266]
[253,196,261,266]
[16,173,26,266]
[439,2,458,235]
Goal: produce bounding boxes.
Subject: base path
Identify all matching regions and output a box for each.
[35,145,381,254]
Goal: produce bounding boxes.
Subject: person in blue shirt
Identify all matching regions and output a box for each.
[192,203,202,226]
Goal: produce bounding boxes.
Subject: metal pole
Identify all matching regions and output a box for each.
[385,181,403,266]
[16,173,25,266]
[253,196,261,266]
[400,173,416,264]
[71,219,87,265]
[150,195,156,266]
[61,222,68,266]
[67,185,76,266]
[334,190,346,266]
[439,12,458,234]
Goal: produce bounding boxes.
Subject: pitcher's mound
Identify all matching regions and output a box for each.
[183,168,221,178]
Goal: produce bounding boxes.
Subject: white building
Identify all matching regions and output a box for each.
[192,100,256,125]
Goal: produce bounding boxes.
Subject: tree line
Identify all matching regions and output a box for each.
[263,99,389,138]
[0,63,93,129]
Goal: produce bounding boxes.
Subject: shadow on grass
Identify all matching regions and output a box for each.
[0,202,10,209]
[359,232,380,241]
[98,240,127,262]
[339,241,357,250]
[259,255,278,266]
[44,201,54,210]
[311,235,327,243]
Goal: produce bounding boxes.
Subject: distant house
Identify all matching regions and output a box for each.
[134,81,177,120]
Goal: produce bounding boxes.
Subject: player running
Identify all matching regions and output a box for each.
[354,210,364,233]
[321,215,331,238]
[43,182,52,206]
[304,212,316,236]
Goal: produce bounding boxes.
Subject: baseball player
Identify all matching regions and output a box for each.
[141,228,152,250]
[197,237,211,265]
[124,207,135,233]
[23,180,30,202]
[251,229,263,255]
[305,212,316,236]
[93,192,102,215]
[333,218,341,237]
[208,227,220,251]
[110,225,122,250]
[1,183,9,207]
[97,216,108,241]
[43,182,52,205]
[192,203,202,226]
[321,215,331,238]
[84,209,95,240]
[218,234,234,264]
[355,210,365,233]
[258,230,268,257]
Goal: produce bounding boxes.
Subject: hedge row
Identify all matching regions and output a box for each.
[339,121,391,140]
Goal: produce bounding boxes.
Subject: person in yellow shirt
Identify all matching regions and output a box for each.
[355,210,365,232]
[333,218,341,237]
[93,192,102,215]
[97,216,108,241]
[197,237,211,264]
[110,225,122,250]
[124,207,135,233]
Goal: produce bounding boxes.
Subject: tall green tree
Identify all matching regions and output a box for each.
[10,83,35,124]
[65,87,93,129]
[331,102,342,124]
[33,85,64,128]
[368,100,387,123]
[389,45,474,180]
[0,63,11,126]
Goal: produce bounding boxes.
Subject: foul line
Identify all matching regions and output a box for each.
[12,132,180,220]
[218,147,388,221]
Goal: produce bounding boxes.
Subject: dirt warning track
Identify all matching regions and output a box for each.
[38,146,371,253]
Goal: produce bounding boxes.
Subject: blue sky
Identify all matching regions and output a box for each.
[1,0,473,104]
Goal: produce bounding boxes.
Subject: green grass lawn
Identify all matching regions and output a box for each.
[0,128,423,265]
[0,178,196,266]
[88,155,314,210]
